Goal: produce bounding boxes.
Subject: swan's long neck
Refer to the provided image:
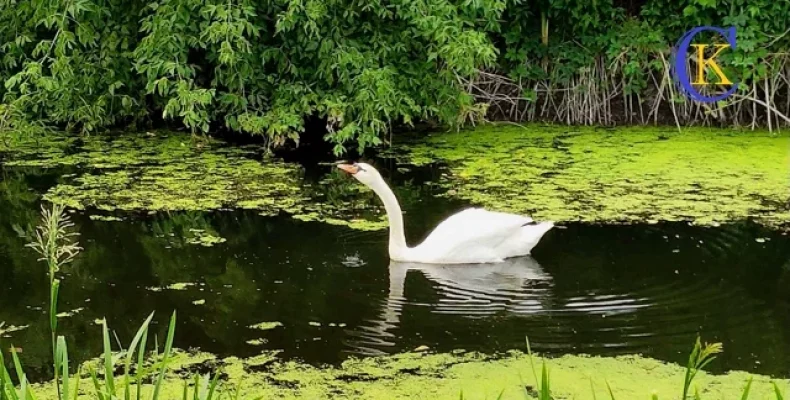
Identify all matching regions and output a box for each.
[369,177,409,259]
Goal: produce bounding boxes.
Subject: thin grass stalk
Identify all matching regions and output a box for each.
[125,313,154,400]
[136,328,149,400]
[539,362,550,400]
[102,320,116,396]
[56,337,70,400]
[27,204,81,400]
[605,380,615,400]
[740,377,753,400]
[89,368,106,400]
[774,382,786,400]
[151,312,177,400]
[206,373,220,400]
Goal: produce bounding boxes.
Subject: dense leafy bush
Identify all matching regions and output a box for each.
[1,0,788,152]
[0,0,504,153]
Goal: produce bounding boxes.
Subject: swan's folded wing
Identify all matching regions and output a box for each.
[414,208,532,262]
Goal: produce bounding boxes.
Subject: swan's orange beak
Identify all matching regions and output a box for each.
[337,163,360,175]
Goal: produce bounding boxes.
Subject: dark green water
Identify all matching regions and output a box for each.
[1,165,789,381]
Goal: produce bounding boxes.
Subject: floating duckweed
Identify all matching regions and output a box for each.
[1,131,391,231]
[192,299,206,306]
[88,215,124,222]
[55,307,85,318]
[0,322,28,336]
[249,321,284,331]
[186,229,227,247]
[167,282,194,290]
[151,350,790,399]
[147,282,195,292]
[396,124,790,229]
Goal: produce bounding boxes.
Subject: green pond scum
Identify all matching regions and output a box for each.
[0,131,387,231]
[22,349,789,399]
[2,125,787,231]
[390,124,790,230]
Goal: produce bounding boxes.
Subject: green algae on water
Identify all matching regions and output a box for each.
[24,349,790,400]
[146,282,195,292]
[88,215,124,222]
[186,229,227,247]
[0,131,391,231]
[394,124,790,229]
[249,321,283,331]
[3,126,788,230]
[0,322,28,337]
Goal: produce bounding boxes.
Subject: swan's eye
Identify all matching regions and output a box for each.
[355,164,366,172]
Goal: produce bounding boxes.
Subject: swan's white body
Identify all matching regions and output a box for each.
[339,163,554,264]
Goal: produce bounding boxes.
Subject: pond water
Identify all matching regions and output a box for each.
[1,162,789,381]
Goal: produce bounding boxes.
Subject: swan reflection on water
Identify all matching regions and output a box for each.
[347,256,554,355]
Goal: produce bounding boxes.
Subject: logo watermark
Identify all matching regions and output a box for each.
[671,26,738,103]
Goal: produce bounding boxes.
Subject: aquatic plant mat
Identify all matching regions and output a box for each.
[390,124,790,230]
[1,124,788,231]
[23,350,788,399]
[0,131,389,230]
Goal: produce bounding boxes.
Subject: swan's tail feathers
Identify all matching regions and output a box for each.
[498,221,554,258]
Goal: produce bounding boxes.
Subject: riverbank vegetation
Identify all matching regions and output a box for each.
[1,0,789,154]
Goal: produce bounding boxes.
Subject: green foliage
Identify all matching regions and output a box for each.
[3,0,787,151]
[501,0,789,83]
[0,0,505,154]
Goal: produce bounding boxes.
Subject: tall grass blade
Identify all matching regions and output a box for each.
[125,313,154,400]
[539,362,550,400]
[494,388,505,400]
[136,328,149,400]
[590,378,597,400]
[49,281,59,340]
[525,337,539,387]
[50,279,60,399]
[1,355,20,400]
[18,373,34,400]
[232,383,241,400]
[206,373,220,400]
[71,368,81,400]
[1,361,20,400]
[9,349,24,392]
[740,377,753,400]
[151,312,177,400]
[774,382,785,400]
[56,336,70,400]
[89,368,106,400]
[605,380,616,400]
[1,349,8,400]
[9,350,35,400]
[193,374,200,400]
[102,319,115,395]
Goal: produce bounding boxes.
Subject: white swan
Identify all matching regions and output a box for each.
[338,162,554,264]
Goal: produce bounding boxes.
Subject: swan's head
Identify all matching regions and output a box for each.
[337,162,382,187]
